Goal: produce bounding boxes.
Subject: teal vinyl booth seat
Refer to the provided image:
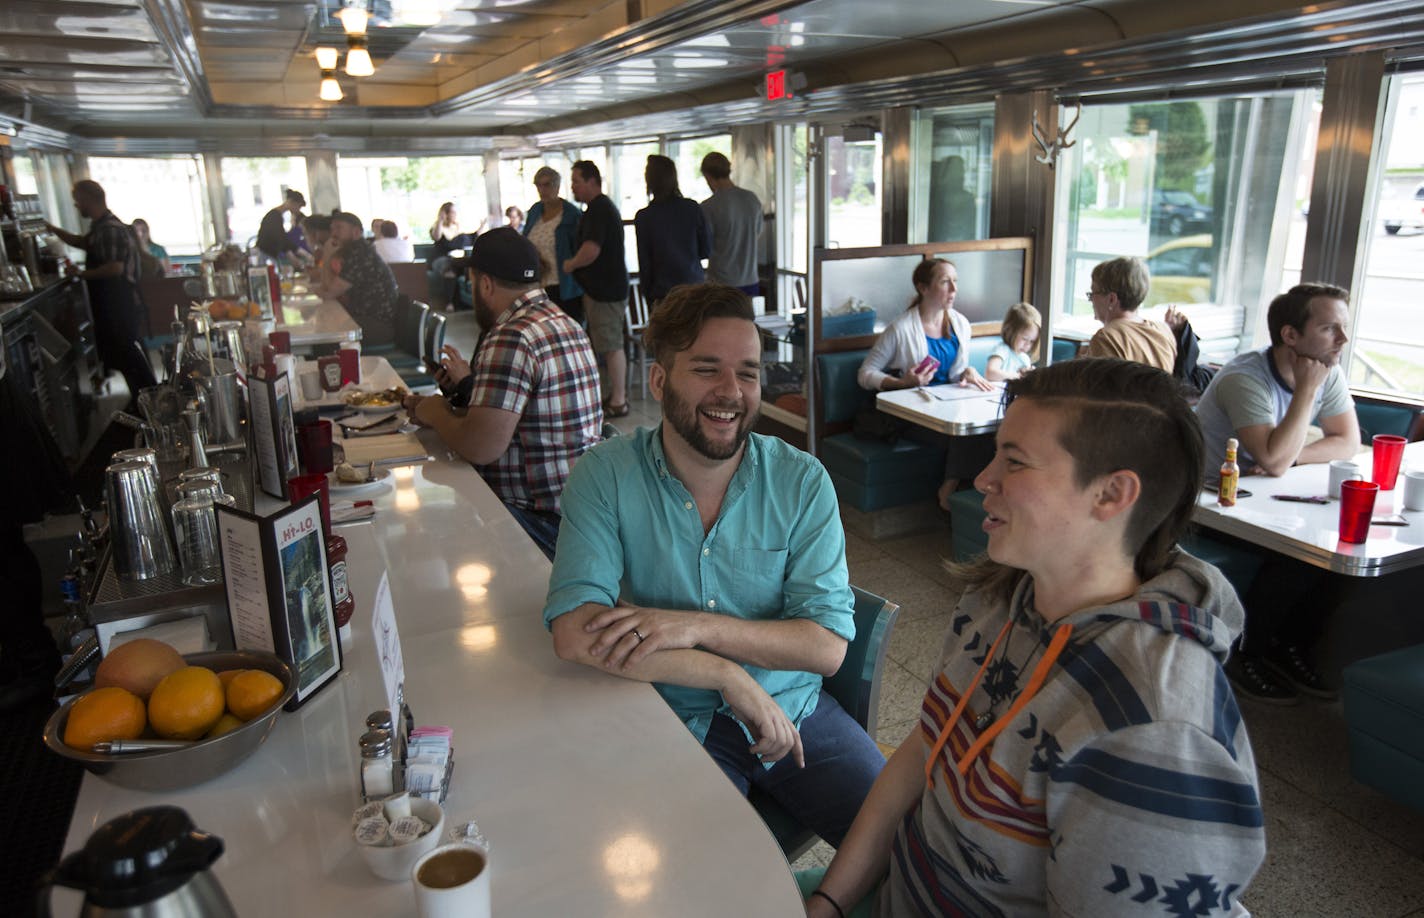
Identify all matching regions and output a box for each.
[750,586,901,859]
[947,488,989,561]
[815,350,947,513]
[1355,399,1419,444]
[1343,643,1424,813]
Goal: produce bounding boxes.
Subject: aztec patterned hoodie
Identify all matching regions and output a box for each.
[879,551,1265,917]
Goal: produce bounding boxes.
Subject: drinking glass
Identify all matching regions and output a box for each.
[105,459,177,581]
[172,493,221,586]
[1371,434,1407,490]
[1338,480,1380,544]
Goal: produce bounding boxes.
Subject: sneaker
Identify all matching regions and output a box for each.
[1262,644,1338,700]
[1225,653,1299,705]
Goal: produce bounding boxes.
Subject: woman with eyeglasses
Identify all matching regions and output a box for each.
[523,167,585,323]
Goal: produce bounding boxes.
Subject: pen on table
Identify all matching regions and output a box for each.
[1271,495,1330,504]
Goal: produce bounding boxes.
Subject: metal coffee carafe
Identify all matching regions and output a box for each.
[42,806,237,918]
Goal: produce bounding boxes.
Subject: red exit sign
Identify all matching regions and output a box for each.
[766,70,788,101]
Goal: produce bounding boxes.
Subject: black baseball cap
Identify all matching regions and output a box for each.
[468,227,539,284]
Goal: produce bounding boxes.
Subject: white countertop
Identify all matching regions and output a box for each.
[275,298,362,347]
[58,430,804,915]
[1192,441,1424,577]
[876,382,1006,435]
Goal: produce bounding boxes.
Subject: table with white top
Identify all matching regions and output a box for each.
[876,382,1007,435]
[56,429,804,915]
[274,297,362,350]
[1192,441,1424,577]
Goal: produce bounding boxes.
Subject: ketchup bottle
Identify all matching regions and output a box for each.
[328,533,355,628]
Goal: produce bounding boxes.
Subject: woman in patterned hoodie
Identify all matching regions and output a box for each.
[805,358,1265,918]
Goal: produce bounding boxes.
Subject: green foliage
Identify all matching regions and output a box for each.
[1128,102,1212,192]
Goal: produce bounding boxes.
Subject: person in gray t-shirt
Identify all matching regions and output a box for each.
[699,152,762,292]
[1195,282,1361,707]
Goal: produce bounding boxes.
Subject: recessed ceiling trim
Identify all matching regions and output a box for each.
[143,0,213,112]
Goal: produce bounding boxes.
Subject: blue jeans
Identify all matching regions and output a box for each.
[702,689,884,849]
[503,502,560,561]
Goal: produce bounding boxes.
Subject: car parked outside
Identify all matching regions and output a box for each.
[1143,234,1213,307]
[1151,190,1213,236]
[1381,183,1424,235]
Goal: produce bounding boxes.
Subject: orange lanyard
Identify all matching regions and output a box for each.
[924,619,1074,786]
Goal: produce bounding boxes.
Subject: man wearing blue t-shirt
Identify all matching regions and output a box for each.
[1196,282,1361,704]
[543,284,883,847]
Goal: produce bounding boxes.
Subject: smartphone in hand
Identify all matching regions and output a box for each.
[913,355,941,377]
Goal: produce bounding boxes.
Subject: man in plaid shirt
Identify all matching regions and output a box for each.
[46,180,157,408]
[403,228,603,558]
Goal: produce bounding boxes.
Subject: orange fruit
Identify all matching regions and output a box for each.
[205,713,244,739]
[226,670,284,721]
[94,639,185,701]
[148,666,225,740]
[217,669,247,690]
[64,686,146,751]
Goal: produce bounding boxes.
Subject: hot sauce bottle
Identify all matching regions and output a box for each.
[1219,437,1240,507]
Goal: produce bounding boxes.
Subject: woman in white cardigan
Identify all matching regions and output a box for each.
[858,258,995,509]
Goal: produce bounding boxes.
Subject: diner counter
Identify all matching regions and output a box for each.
[1192,441,1424,577]
[58,430,804,915]
[274,295,361,348]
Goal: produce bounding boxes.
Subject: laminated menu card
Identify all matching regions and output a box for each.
[249,372,300,499]
[216,496,342,709]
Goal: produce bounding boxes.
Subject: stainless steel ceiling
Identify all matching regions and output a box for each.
[3,0,1424,151]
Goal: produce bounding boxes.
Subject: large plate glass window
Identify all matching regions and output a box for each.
[1052,91,1320,364]
[825,127,882,249]
[666,134,733,202]
[915,102,994,243]
[87,156,214,256]
[1353,72,1424,397]
[336,156,488,251]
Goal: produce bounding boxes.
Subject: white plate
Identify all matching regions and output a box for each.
[328,467,392,495]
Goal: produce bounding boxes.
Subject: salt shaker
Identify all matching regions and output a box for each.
[359,729,394,802]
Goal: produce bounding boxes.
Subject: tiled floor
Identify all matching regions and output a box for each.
[447,313,1424,916]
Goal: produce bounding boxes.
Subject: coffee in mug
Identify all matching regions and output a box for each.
[416,847,484,889]
[412,843,490,918]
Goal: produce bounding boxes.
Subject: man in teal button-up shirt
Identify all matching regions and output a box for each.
[544,284,884,848]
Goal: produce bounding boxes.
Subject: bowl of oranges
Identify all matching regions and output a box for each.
[42,640,295,791]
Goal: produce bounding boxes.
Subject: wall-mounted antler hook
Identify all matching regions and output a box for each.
[1032,101,1083,169]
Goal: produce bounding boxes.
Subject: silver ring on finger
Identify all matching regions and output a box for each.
[633,630,646,642]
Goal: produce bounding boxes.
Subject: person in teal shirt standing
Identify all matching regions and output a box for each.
[543,283,884,848]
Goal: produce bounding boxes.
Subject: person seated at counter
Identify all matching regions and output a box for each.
[1085,256,1177,372]
[803,358,1264,918]
[130,218,170,278]
[857,258,994,511]
[402,228,602,558]
[372,220,414,264]
[302,214,334,271]
[1196,282,1360,705]
[320,211,399,347]
[544,284,884,848]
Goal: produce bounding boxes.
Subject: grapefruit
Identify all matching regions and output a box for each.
[94,639,185,700]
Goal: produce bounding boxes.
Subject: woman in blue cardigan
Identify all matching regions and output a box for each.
[523,166,585,323]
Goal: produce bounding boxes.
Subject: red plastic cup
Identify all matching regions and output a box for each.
[295,420,334,475]
[288,472,331,534]
[269,330,292,354]
[1371,434,1407,490]
[1338,480,1379,544]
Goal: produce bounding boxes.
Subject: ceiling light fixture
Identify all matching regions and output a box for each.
[394,0,443,27]
[315,46,339,70]
[319,73,344,101]
[336,3,369,35]
[345,36,375,77]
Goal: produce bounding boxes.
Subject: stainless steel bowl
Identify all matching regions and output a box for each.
[43,650,296,791]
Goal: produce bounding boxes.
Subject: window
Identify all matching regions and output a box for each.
[610,140,657,219]
[87,155,214,256]
[12,154,38,195]
[825,129,882,249]
[1053,91,1320,360]
[220,156,309,248]
[917,102,994,243]
[667,133,732,201]
[335,155,487,246]
[1353,73,1424,397]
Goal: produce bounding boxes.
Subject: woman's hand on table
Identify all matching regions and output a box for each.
[958,366,994,391]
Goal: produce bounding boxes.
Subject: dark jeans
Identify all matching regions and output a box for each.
[1240,554,1336,655]
[703,689,884,849]
[503,502,560,561]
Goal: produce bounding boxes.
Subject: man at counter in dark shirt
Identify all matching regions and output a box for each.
[256,189,311,266]
[321,211,398,347]
[46,180,157,407]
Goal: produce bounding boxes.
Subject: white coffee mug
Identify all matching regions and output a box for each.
[1328,459,1364,498]
[299,370,323,402]
[1403,469,1424,512]
[412,842,490,918]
